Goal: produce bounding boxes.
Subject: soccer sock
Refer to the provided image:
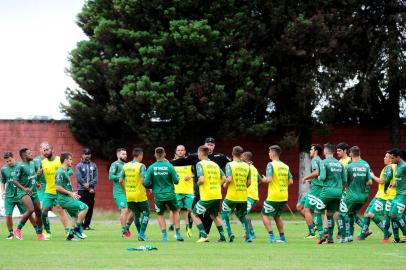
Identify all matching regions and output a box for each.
[75,223,83,233]
[175,228,181,236]
[268,230,275,241]
[8,229,13,235]
[314,212,324,238]
[217,226,225,239]
[308,223,315,235]
[338,214,347,238]
[125,222,131,232]
[221,213,232,237]
[133,215,141,233]
[359,217,370,238]
[41,211,50,233]
[161,229,167,237]
[34,225,43,234]
[396,217,406,235]
[391,220,400,240]
[238,215,250,238]
[383,215,391,238]
[140,212,149,234]
[354,214,363,228]
[349,214,355,236]
[17,221,26,230]
[188,214,193,229]
[279,232,285,240]
[64,227,70,234]
[372,216,385,232]
[197,224,207,238]
[327,216,334,240]
[122,226,127,234]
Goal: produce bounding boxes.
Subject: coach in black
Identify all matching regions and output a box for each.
[75,148,98,230]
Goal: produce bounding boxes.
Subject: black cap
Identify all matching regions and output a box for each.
[83,148,92,155]
[205,137,215,143]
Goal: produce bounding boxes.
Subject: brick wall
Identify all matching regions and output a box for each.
[0,120,405,212]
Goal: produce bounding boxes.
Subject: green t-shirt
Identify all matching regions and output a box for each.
[33,155,45,185]
[109,160,125,195]
[1,164,18,198]
[346,159,371,197]
[310,156,322,186]
[395,161,406,196]
[55,167,73,199]
[13,161,38,193]
[319,157,346,190]
[144,160,179,201]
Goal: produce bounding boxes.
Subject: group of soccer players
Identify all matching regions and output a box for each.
[1,139,405,244]
[297,142,406,244]
[1,142,88,241]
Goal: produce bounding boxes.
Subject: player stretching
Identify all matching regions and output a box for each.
[144,147,184,242]
[12,148,46,240]
[222,146,252,242]
[358,151,395,242]
[301,144,323,238]
[55,153,88,240]
[191,145,226,243]
[120,148,150,241]
[314,143,345,244]
[262,145,293,243]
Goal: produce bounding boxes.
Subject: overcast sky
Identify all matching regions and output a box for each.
[0,0,86,119]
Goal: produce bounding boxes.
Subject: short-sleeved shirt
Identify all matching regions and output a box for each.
[225,160,250,202]
[42,156,62,195]
[310,156,322,186]
[346,159,371,197]
[266,160,292,202]
[14,161,38,193]
[1,164,18,198]
[33,155,46,185]
[109,160,125,195]
[144,160,179,201]
[55,167,74,199]
[121,160,147,202]
[319,157,346,190]
[395,161,406,196]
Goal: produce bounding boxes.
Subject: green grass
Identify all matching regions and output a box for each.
[0,216,405,270]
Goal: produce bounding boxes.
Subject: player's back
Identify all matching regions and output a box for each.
[395,161,406,196]
[320,157,344,192]
[346,159,370,200]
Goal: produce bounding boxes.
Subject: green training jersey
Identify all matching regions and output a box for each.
[33,155,45,185]
[346,159,371,197]
[144,160,179,201]
[55,167,73,198]
[310,156,322,186]
[395,160,406,196]
[319,156,346,190]
[13,161,38,192]
[1,164,18,198]
[109,160,125,195]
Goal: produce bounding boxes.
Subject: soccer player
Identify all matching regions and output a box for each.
[301,144,323,238]
[339,146,372,243]
[314,143,345,244]
[388,148,406,243]
[172,145,194,237]
[1,152,36,239]
[144,147,184,242]
[33,142,48,202]
[109,148,133,238]
[11,148,46,240]
[262,145,293,243]
[191,145,226,243]
[120,147,150,241]
[337,142,351,168]
[55,152,88,240]
[358,151,396,241]
[40,144,70,237]
[242,151,263,239]
[222,146,252,242]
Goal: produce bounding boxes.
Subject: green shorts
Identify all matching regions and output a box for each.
[128,201,150,215]
[365,197,386,216]
[193,199,221,216]
[42,193,58,209]
[315,188,342,213]
[384,200,393,215]
[222,199,247,218]
[16,191,40,205]
[389,195,406,218]
[298,193,307,206]
[261,201,286,217]
[344,195,368,214]
[154,199,178,215]
[4,197,26,216]
[58,197,88,217]
[114,193,128,210]
[304,185,323,210]
[247,197,257,213]
[176,193,194,209]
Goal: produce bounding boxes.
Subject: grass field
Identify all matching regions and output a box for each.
[0,213,405,270]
